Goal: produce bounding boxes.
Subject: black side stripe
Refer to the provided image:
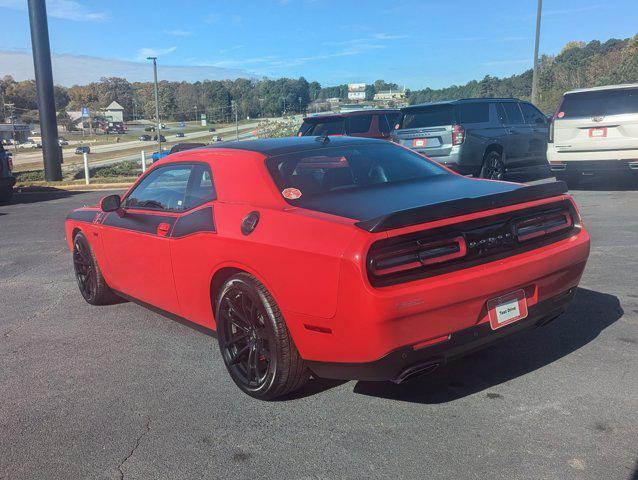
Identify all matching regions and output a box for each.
[66,209,99,223]
[171,206,216,237]
[102,211,177,234]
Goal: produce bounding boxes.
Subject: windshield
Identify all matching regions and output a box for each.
[400,105,455,129]
[558,88,638,118]
[266,143,447,199]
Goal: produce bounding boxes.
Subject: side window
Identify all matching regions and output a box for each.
[501,102,524,124]
[385,113,400,129]
[184,164,217,210]
[347,114,373,134]
[457,103,490,123]
[377,114,390,134]
[496,103,507,124]
[125,165,192,212]
[520,103,547,125]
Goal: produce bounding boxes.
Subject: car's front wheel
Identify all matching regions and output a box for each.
[480,150,506,180]
[216,273,309,400]
[73,232,118,305]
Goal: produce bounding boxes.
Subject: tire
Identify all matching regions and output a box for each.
[480,150,506,180]
[72,232,118,305]
[0,186,13,204]
[216,273,309,400]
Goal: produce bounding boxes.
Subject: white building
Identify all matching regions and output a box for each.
[102,101,125,123]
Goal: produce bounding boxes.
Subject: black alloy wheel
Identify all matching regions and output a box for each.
[216,273,308,400]
[73,233,97,302]
[481,151,506,180]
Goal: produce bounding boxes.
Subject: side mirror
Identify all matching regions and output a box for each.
[99,194,121,212]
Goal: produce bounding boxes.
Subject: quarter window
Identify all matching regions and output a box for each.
[457,103,490,123]
[184,164,217,210]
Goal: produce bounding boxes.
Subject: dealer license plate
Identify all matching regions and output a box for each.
[487,289,528,330]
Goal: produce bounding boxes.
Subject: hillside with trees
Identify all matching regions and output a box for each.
[1,35,636,124]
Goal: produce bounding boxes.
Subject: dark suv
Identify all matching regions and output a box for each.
[392,99,549,179]
[298,109,399,140]
[0,143,15,203]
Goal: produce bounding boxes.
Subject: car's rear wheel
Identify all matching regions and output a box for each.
[216,273,308,400]
[0,187,13,204]
[480,150,505,180]
[73,232,117,305]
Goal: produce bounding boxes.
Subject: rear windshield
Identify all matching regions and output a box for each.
[401,105,455,129]
[300,118,345,136]
[558,88,638,118]
[266,143,446,199]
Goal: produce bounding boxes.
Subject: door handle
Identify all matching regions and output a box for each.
[157,222,171,236]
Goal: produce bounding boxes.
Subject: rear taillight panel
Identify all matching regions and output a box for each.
[452,124,465,145]
[366,200,579,287]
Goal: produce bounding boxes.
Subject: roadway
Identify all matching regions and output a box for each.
[0,181,636,479]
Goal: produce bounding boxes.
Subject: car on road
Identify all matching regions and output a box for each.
[176,132,185,138]
[144,126,156,132]
[548,84,638,185]
[0,143,15,204]
[392,99,550,179]
[58,138,69,146]
[65,136,590,399]
[75,146,90,155]
[211,135,222,142]
[153,134,167,142]
[139,134,151,141]
[17,139,42,149]
[209,127,216,132]
[298,109,399,140]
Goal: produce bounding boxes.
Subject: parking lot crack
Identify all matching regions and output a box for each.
[116,415,151,480]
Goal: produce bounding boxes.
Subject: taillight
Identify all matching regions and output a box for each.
[452,124,465,145]
[370,236,467,277]
[515,210,573,242]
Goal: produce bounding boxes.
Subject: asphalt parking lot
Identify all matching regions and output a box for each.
[1,184,637,480]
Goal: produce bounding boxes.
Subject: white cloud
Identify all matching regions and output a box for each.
[136,46,177,60]
[0,0,108,22]
[0,50,256,86]
[163,29,192,37]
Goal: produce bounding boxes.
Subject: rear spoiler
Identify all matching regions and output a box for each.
[355,181,568,233]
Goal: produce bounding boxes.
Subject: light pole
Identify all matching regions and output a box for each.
[231,100,238,141]
[531,0,543,105]
[147,56,161,154]
[298,96,302,115]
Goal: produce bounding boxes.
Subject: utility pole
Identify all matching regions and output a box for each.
[298,96,302,115]
[27,0,62,181]
[531,0,543,105]
[282,97,286,116]
[147,56,161,154]
[231,100,238,141]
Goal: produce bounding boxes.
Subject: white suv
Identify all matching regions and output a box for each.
[548,84,638,185]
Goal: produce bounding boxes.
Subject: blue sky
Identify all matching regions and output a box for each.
[1,0,637,88]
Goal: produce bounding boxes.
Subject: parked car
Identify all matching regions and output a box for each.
[58,138,69,146]
[153,135,166,142]
[548,84,638,185]
[139,134,151,141]
[208,127,216,132]
[211,135,222,142]
[75,146,90,154]
[176,132,185,138]
[66,136,589,399]
[392,99,550,179]
[0,143,15,204]
[17,140,41,149]
[298,109,399,140]
[152,142,205,161]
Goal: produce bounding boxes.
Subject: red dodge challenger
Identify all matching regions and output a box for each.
[65,137,590,399]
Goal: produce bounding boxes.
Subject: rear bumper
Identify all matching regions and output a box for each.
[549,159,638,176]
[308,287,576,382]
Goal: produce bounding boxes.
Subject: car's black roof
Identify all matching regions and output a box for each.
[302,109,399,122]
[204,135,386,156]
[403,97,522,111]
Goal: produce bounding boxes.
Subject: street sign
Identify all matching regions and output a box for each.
[81,107,90,118]
[201,114,207,127]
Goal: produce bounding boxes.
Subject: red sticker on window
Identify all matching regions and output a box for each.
[282,188,302,200]
[557,111,565,118]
